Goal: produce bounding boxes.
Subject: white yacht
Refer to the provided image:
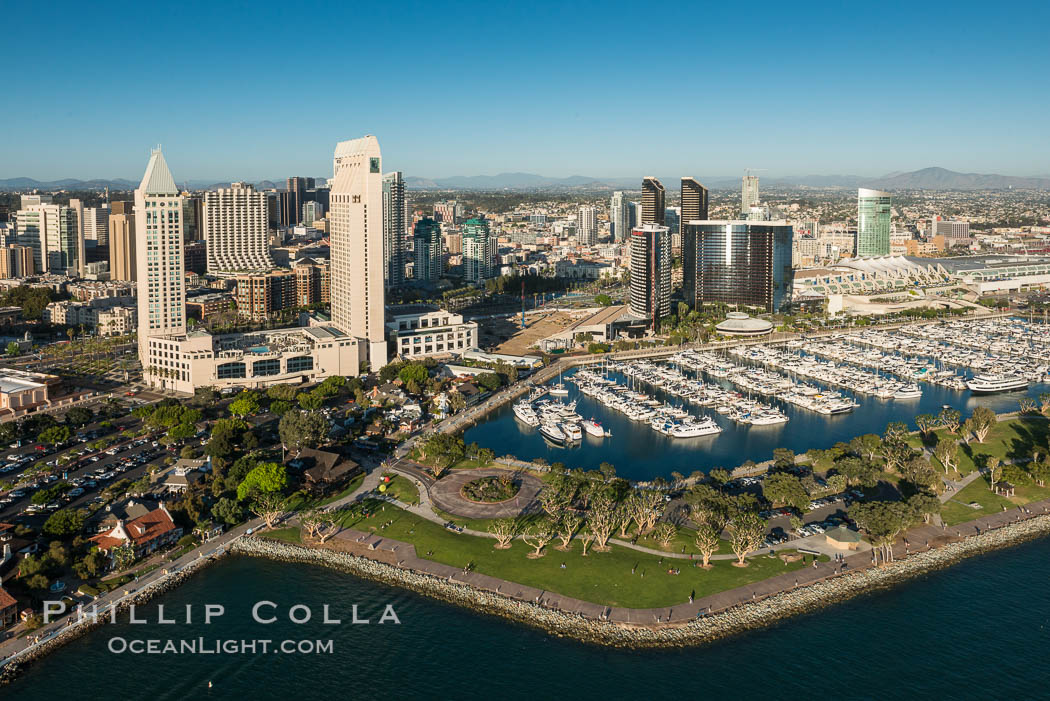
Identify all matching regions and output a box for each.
[562,421,583,442]
[549,382,569,396]
[966,374,1028,394]
[512,402,539,426]
[893,384,923,399]
[582,419,609,438]
[671,418,722,438]
[539,422,567,445]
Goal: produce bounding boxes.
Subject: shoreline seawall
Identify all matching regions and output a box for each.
[230,511,1050,648]
[0,551,223,686]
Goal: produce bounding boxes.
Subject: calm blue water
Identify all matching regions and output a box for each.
[465,363,1047,481]
[8,544,1050,700]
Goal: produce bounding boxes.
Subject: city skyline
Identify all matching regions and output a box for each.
[4,2,1050,180]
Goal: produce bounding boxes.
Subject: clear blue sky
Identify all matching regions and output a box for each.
[4,0,1049,181]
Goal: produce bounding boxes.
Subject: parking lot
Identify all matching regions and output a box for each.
[0,420,176,528]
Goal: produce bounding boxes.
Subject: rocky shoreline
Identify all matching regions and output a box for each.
[232,513,1050,647]
[0,552,223,686]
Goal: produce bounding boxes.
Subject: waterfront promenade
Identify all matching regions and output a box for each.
[292,493,1050,626]
[0,518,264,668]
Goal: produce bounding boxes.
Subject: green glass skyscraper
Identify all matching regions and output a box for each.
[856,188,891,257]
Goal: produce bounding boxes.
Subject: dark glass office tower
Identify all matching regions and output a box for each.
[641,177,665,225]
[683,221,793,312]
[680,177,709,306]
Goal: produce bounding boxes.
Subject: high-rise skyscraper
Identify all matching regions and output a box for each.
[82,205,110,247]
[856,188,892,257]
[135,148,186,381]
[330,135,387,369]
[576,205,597,246]
[462,218,493,283]
[182,195,203,241]
[413,217,442,282]
[629,224,671,329]
[284,177,307,227]
[14,202,78,275]
[681,177,709,224]
[109,206,136,282]
[382,171,406,288]
[683,220,793,312]
[68,198,87,276]
[741,175,760,213]
[202,182,274,273]
[641,177,665,225]
[681,177,710,307]
[610,191,630,242]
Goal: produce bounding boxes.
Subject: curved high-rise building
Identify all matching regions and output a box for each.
[683,220,793,312]
[462,217,493,283]
[629,224,671,329]
[857,188,892,257]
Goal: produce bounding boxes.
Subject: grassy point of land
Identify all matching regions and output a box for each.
[330,501,821,609]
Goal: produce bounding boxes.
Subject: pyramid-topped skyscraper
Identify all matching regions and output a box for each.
[135,148,186,387]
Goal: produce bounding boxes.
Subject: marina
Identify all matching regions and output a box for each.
[466,319,1050,481]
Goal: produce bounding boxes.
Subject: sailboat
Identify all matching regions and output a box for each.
[549,369,569,396]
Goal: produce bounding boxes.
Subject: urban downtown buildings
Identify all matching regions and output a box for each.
[135,136,391,392]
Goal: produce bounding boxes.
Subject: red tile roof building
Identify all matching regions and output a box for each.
[90,504,182,558]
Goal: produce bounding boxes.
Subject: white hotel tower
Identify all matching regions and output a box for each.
[203,182,274,272]
[135,148,187,383]
[330,135,387,370]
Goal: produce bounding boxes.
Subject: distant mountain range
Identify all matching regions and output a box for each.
[3,167,1048,193]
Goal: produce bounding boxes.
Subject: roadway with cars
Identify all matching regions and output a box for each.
[0,418,183,527]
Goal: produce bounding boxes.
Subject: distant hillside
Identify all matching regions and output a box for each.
[0,177,137,191]
[863,167,1050,190]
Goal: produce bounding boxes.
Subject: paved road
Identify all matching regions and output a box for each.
[0,516,263,666]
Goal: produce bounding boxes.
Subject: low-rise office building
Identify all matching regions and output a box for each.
[386,305,478,359]
[143,325,361,393]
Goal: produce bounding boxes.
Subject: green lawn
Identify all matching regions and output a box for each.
[632,526,734,556]
[941,475,1050,526]
[917,417,1049,476]
[319,473,365,505]
[262,527,302,543]
[380,473,420,505]
[332,501,816,609]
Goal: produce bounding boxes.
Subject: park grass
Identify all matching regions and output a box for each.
[631,526,733,556]
[261,527,302,544]
[918,417,1049,476]
[941,474,1050,526]
[380,473,419,505]
[333,501,815,609]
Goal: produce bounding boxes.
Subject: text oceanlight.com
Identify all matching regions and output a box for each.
[108,638,335,655]
[41,600,401,655]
